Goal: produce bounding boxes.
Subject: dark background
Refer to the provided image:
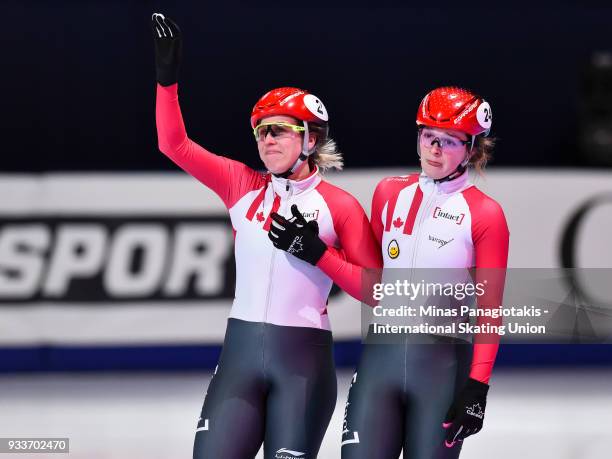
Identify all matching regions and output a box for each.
[3,1,612,172]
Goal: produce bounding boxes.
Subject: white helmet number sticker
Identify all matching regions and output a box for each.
[304,94,329,122]
[476,102,492,129]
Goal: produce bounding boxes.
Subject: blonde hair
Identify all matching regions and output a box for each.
[469,136,496,175]
[308,124,344,173]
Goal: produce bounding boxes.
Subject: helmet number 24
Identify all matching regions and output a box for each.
[483,107,492,123]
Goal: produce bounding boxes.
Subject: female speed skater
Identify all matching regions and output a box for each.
[271,86,509,458]
[151,13,382,459]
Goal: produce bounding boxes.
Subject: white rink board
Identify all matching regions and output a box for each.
[0,169,611,345]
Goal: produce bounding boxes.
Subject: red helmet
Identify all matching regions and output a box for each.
[416,86,492,136]
[250,87,329,128]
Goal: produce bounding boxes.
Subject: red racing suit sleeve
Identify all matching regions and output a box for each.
[156,83,263,209]
[463,187,510,384]
[315,181,383,303]
[316,176,418,305]
[370,177,391,245]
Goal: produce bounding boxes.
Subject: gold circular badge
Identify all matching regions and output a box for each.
[387,239,400,259]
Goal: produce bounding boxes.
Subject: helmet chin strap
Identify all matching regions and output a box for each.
[434,141,473,183]
[433,162,467,184]
[273,121,318,179]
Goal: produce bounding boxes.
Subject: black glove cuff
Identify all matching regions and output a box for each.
[465,378,489,396]
[156,68,179,87]
[307,240,327,266]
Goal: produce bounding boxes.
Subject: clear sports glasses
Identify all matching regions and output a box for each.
[253,122,305,141]
[419,128,471,154]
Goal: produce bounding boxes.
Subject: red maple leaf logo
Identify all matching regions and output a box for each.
[393,217,404,228]
[256,211,265,223]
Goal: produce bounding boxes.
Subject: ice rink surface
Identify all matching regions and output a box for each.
[1,369,611,459]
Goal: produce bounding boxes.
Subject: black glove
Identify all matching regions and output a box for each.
[151,13,182,86]
[442,378,489,447]
[268,205,327,266]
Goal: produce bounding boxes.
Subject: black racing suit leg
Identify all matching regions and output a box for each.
[193,318,266,459]
[263,322,337,459]
[193,319,337,459]
[402,335,472,459]
[341,333,406,459]
[342,330,472,459]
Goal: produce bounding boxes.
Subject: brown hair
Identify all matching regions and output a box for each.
[469,136,496,175]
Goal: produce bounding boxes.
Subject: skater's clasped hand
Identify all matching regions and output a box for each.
[269,205,328,266]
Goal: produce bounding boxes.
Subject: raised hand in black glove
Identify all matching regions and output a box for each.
[151,13,182,86]
[442,378,489,448]
[268,204,327,265]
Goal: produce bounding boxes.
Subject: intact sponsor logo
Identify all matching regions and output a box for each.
[428,235,454,249]
[275,448,305,458]
[433,207,465,225]
[0,216,236,303]
[300,210,319,221]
